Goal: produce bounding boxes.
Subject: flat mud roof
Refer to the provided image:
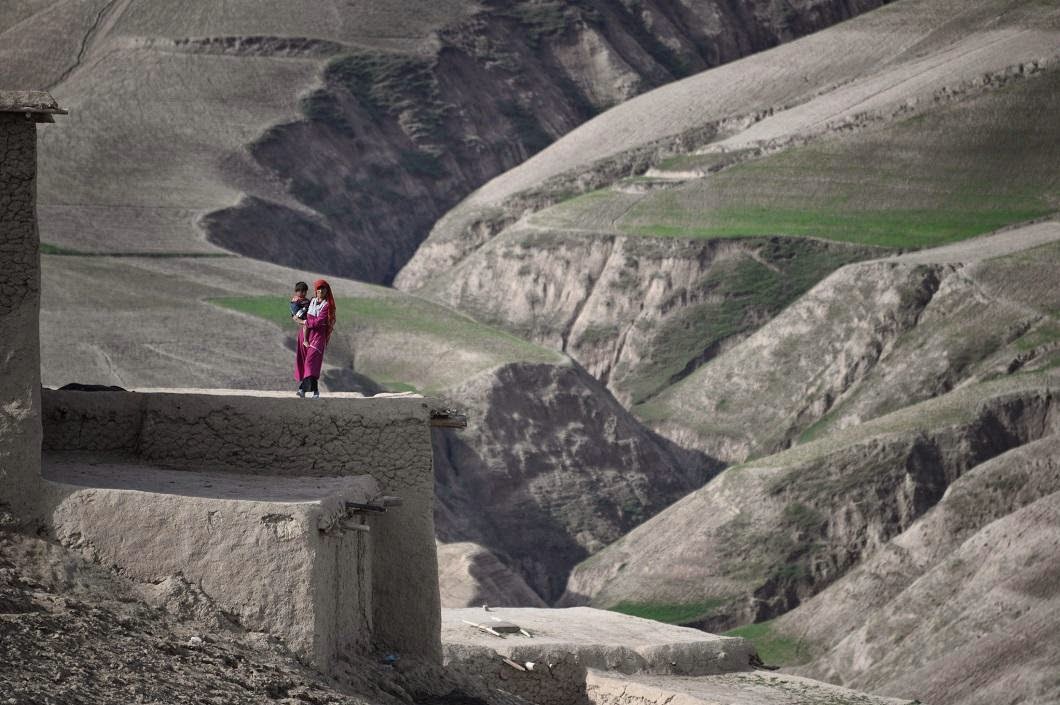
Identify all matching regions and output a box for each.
[0,90,67,121]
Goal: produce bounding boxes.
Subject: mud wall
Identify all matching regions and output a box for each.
[44,467,379,669]
[42,389,442,662]
[0,114,42,525]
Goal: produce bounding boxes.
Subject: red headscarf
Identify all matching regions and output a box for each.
[313,279,337,342]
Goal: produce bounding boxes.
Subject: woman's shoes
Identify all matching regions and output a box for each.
[296,389,305,398]
[311,392,321,400]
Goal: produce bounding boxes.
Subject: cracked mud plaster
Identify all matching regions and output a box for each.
[0,114,43,523]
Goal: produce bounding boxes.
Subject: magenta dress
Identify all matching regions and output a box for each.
[294,302,329,381]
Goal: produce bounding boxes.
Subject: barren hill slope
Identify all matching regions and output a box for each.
[563,225,1060,609]
[563,370,1059,612]
[399,0,1060,290]
[404,58,1060,418]
[771,434,1060,705]
[559,227,1060,704]
[2,0,882,282]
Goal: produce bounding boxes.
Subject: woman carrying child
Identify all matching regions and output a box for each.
[294,279,336,398]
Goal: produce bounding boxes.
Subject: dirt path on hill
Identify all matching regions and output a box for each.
[885,219,1060,264]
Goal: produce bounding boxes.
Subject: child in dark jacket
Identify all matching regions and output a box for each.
[290,282,310,336]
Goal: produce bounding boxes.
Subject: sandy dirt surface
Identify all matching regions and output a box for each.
[41,255,299,390]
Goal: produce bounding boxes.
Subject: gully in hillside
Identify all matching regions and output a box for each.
[293,279,336,398]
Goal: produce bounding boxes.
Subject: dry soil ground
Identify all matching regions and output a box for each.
[0,525,523,705]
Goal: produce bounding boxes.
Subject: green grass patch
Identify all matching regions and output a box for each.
[611,68,1060,250]
[796,401,848,445]
[210,295,561,393]
[41,242,83,255]
[212,296,311,330]
[625,207,1050,249]
[378,381,420,394]
[608,598,728,625]
[211,295,556,359]
[723,620,811,666]
[781,502,825,533]
[577,323,621,346]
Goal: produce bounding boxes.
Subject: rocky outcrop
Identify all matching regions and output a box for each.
[206,0,889,283]
[433,361,718,603]
[561,380,1059,629]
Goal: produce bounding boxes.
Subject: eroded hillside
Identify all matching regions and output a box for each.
[642,224,1060,461]
[561,225,1060,599]
[396,1,1060,692]
[399,0,1060,291]
[560,228,1060,704]
[1,0,886,282]
[776,434,1060,704]
[401,0,1060,431]
[10,0,900,610]
[202,0,892,283]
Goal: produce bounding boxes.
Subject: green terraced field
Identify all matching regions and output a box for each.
[536,68,1060,250]
[624,207,1050,249]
